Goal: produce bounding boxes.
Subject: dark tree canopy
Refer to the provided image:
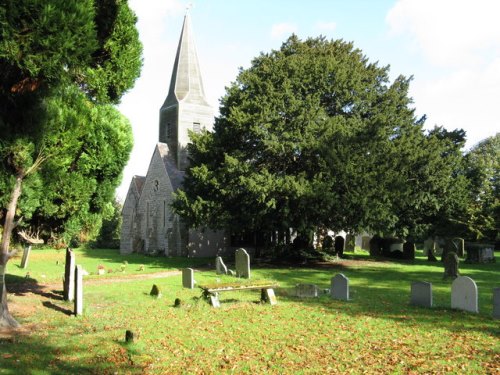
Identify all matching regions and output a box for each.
[173,35,466,244]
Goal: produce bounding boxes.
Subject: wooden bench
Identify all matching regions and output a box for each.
[199,282,278,308]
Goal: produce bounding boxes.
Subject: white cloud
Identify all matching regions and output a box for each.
[386,0,500,67]
[270,22,298,40]
[315,21,336,33]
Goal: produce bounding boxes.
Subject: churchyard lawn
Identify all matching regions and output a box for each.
[1,249,498,374]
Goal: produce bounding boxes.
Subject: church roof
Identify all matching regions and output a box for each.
[132,175,146,195]
[162,12,210,108]
[156,143,185,191]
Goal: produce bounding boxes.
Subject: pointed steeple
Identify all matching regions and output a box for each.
[159,10,213,171]
[162,11,209,108]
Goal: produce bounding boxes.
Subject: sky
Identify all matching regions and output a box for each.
[117,0,500,200]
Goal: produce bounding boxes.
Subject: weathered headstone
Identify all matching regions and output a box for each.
[403,242,416,260]
[451,276,478,313]
[125,330,134,343]
[63,248,75,301]
[330,273,349,301]
[295,284,318,298]
[235,248,250,279]
[20,245,31,269]
[443,252,459,279]
[215,256,228,275]
[452,237,465,257]
[493,288,500,320]
[182,268,194,289]
[150,284,161,298]
[262,288,278,305]
[410,281,432,308]
[74,265,83,316]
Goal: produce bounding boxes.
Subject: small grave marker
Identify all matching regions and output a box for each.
[235,248,250,279]
[63,248,75,301]
[125,330,134,343]
[330,273,349,301]
[215,257,227,275]
[410,281,432,308]
[20,245,31,269]
[451,276,478,313]
[74,265,83,316]
[150,284,162,298]
[182,268,194,289]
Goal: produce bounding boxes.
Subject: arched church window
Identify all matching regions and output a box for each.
[193,122,201,133]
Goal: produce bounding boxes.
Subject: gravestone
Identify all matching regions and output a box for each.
[295,284,318,298]
[215,256,227,275]
[20,245,31,269]
[443,252,459,279]
[451,276,478,313]
[410,281,432,308]
[403,242,416,260]
[334,236,345,257]
[63,248,75,301]
[182,268,194,289]
[261,288,278,305]
[330,273,349,301]
[235,248,250,279]
[493,288,500,319]
[125,330,134,343]
[452,237,465,257]
[150,284,161,298]
[74,265,83,316]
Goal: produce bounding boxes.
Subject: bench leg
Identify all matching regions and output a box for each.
[262,288,277,305]
[209,293,220,308]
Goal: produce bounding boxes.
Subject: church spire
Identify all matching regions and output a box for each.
[159,10,213,171]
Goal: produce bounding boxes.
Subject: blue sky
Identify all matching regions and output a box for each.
[117,0,500,199]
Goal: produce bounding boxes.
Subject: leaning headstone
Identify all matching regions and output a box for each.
[493,288,500,319]
[215,256,228,275]
[20,245,31,269]
[182,268,194,289]
[443,252,459,279]
[63,248,75,301]
[74,265,83,316]
[262,288,278,305]
[235,248,250,279]
[150,284,161,298]
[330,273,349,301]
[452,238,465,257]
[410,281,432,308]
[451,276,478,313]
[295,284,318,298]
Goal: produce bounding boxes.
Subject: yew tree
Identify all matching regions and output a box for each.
[173,35,466,248]
[0,0,141,327]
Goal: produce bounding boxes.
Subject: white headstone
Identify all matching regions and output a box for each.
[264,288,277,305]
[63,248,75,301]
[20,245,31,269]
[451,276,478,313]
[215,256,228,275]
[330,273,349,301]
[235,248,250,279]
[410,281,432,308]
[493,288,500,320]
[182,268,194,289]
[74,264,83,316]
[296,284,318,298]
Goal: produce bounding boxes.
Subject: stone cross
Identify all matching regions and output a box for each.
[451,276,478,313]
[182,268,194,289]
[410,281,432,308]
[493,288,500,320]
[295,284,318,298]
[63,248,75,301]
[74,265,83,316]
[235,248,250,279]
[215,256,228,275]
[330,273,349,301]
[20,245,31,269]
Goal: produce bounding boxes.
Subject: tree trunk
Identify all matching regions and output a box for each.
[0,175,23,328]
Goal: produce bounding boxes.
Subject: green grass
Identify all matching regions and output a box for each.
[1,249,498,374]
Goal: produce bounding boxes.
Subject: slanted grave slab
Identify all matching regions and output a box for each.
[235,248,250,279]
[330,273,349,301]
[451,276,478,313]
[296,284,318,298]
[410,281,432,308]
[182,268,194,289]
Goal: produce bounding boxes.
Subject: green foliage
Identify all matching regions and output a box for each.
[174,35,466,245]
[91,199,123,249]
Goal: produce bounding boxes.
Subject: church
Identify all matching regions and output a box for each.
[120,12,230,257]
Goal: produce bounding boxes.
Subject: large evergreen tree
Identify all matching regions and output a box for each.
[0,0,142,327]
[173,35,465,250]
